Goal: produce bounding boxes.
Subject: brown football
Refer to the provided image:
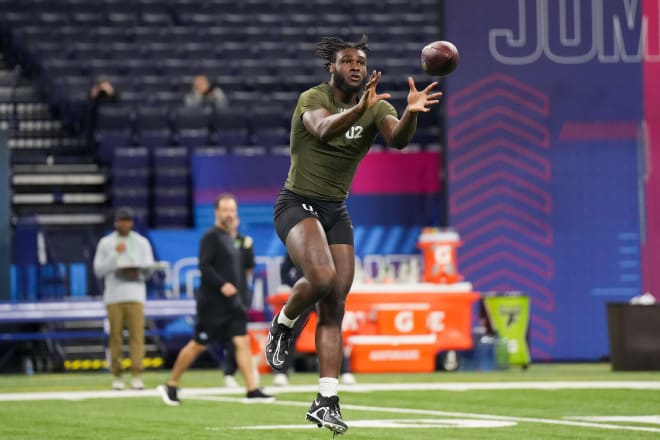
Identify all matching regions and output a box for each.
[421,41,459,77]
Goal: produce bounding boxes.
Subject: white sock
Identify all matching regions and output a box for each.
[277,310,299,328]
[319,377,339,397]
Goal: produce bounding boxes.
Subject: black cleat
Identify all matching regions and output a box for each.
[306,393,348,435]
[264,314,293,371]
[157,384,180,406]
[243,388,276,403]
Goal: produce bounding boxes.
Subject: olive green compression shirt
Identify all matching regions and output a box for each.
[284,82,397,201]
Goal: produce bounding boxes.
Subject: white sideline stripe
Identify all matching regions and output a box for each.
[1,381,660,402]
[192,395,660,434]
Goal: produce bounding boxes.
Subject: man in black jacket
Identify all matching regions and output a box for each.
[158,194,273,405]
[222,216,257,388]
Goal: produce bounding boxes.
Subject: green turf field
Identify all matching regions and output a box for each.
[0,364,659,439]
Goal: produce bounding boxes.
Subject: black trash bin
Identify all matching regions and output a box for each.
[606,303,660,371]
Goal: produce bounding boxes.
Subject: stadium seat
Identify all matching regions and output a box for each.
[112,186,150,207]
[134,106,172,148]
[112,146,149,166]
[153,146,189,167]
[172,107,211,148]
[153,186,189,206]
[153,166,189,187]
[210,110,250,146]
[251,128,289,148]
[153,206,190,228]
[113,166,150,187]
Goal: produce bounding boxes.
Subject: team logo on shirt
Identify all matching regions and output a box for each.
[198,331,208,341]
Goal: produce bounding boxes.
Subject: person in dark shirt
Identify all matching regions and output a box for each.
[82,76,121,150]
[158,194,273,405]
[222,215,257,388]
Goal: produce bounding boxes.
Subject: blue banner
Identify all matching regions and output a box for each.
[446,0,645,360]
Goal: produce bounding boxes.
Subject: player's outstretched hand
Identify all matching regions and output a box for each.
[360,70,391,110]
[407,77,443,112]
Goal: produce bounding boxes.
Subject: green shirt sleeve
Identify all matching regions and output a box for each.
[299,88,330,114]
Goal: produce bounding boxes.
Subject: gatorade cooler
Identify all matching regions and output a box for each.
[417,228,462,284]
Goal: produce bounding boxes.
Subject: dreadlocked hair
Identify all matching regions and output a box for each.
[314,35,369,71]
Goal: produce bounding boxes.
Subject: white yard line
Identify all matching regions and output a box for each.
[1,381,660,401]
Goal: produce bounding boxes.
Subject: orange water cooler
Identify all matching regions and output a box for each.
[417,228,463,284]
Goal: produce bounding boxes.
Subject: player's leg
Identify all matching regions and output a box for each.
[106,303,124,388]
[305,209,354,434]
[125,302,145,389]
[157,339,205,406]
[157,323,209,406]
[223,342,240,387]
[316,243,354,378]
[229,317,274,402]
[233,334,257,388]
[284,217,337,317]
[271,190,337,320]
[266,217,335,371]
[167,340,206,386]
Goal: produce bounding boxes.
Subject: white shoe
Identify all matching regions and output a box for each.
[131,378,144,390]
[224,375,240,388]
[112,379,125,390]
[340,372,356,385]
[272,373,288,386]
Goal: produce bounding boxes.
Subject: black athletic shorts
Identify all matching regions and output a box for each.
[193,312,247,346]
[274,188,354,246]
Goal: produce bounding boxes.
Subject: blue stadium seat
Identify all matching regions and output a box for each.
[112,146,150,168]
[95,106,135,162]
[71,12,106,26]
[210,110,250,146]
[172,107,211,148]
[251,128,289,148]
[113,166,150,187]
[153,186,189,206]
[94,26,130,44]
[112,186,149,207]
[134,106,172,148]
[96,105,134,132]
[153,146,189,167]
[153,206,189,228]
[153,166,189,187]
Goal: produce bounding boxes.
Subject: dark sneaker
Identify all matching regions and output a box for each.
[264,314,293,371]
[157,384,180,406]
[243,388,276,403]
[306,393,348,435]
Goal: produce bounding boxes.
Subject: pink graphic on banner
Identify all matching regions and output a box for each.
[559,121,638,141]
[351,151,441,194]
[448,73,555,356]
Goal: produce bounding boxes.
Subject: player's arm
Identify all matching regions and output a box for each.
[378,77,442,149]
[303,71,389,142]
[302,104,365,142]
